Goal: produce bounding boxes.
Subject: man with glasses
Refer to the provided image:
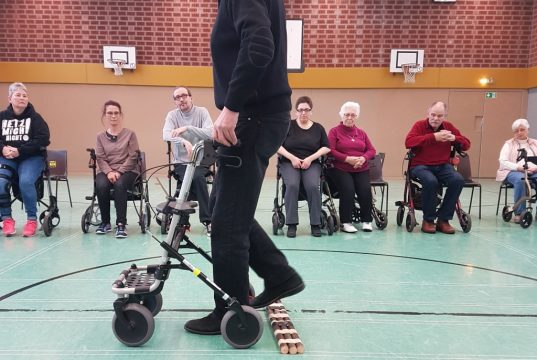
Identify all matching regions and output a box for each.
[163,86,213,235]
[405,101,471,234]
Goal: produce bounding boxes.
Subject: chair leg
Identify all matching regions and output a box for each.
[478,185,482,219]
[496,186,503,215]
[468,187,474,214]
[66,179,73,207]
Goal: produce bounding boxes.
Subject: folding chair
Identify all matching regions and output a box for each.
[456,154,482,219]
[46,149,72,207]
[369,152,389,213]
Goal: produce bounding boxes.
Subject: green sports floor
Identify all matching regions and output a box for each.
[1,176,536,360]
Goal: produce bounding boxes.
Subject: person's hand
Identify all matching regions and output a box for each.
[213,107,239,146]
[434,130,455,142]
[291,157,302,169]
[345,156,358,166]
[2,146,19,159]
[170,127,187,138]
[183,140,193,157]
[107,171,120,184]
[301,157,312,169]
[354,156,366,168]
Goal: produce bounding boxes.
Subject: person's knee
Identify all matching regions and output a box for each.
[19,177,37,192]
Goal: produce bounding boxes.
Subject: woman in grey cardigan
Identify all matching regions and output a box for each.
[95,100,140,238]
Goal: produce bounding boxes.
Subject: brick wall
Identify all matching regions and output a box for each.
[530,0,537,66]
[0,0,534,68]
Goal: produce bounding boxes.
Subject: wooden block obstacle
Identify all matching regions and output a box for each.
[266,300,304,354]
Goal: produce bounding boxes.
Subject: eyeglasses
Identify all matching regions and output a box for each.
[297,108,311,113]
[174,94,190,100]
[105,111,121,116]
[343,113,357,118]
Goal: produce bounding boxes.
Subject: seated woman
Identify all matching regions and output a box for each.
[496,118,537,223]
[277,96,330,238]
[327,101,376,233]
[0,82,50,237]
[95,100,140,238]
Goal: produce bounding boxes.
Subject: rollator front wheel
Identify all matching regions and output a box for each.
[81,207,92,233]
[373,208,388,230]
[112,303,154,347]
[160,213,170,234]
[520,210,532,228]
[42,215,53,236]
[326,215,335,235]
[396,206,405,226]
[460,211,472,233]
[221,305,263,349]
[502,206,512,222]
[405,212,416,232]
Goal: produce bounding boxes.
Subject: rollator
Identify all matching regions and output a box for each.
[110,140,263,349]
[501,148,537,228]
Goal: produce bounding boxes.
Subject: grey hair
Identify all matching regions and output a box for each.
[512,118,530,131]
[339,101,360,119]
[8,82,27,98]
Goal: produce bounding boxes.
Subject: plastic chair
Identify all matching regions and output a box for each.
[368,152,389,213]
[46,149,72,207]
[456,154,482,219]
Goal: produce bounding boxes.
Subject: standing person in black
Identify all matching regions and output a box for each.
[184,0,305,335]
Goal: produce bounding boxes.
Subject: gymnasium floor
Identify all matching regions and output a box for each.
[1,176,536,359]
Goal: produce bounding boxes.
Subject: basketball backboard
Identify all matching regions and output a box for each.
[389,49,424,73]
[103,46,136,70]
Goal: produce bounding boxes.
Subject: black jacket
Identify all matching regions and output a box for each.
[0,103,51,161]
[211,0,292,115]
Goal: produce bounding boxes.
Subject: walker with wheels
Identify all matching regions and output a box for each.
[501,148,537,228]
[110,140,263,349]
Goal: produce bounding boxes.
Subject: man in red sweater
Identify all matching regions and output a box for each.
[405,101,471,234]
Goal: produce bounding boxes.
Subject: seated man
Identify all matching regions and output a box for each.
[163,86,214,235]
[405,101,470,234]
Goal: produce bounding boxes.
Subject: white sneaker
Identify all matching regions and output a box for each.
[362,222,373,232]
[341,223,358,233]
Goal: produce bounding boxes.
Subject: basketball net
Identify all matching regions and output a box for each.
[109,59,126,76]
[401,63,421,83]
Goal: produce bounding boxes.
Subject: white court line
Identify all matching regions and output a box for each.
[0,233,79,276]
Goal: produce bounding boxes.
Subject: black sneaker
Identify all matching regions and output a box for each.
[184,311,222,335]
[250,272,305,309]
[116,224,127,238]
[96,223,112,234]
[311,225,322,237]
[286,224,297,238]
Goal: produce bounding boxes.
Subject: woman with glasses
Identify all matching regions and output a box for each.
[327,101,376,233]
[0,82,50,237]
[94,100,140,238]
[277,96,330,237]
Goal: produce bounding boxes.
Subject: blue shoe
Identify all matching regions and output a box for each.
[116,224,128,238]
[96,223,112,234]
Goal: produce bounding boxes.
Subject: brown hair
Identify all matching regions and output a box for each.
[295,96,313,110]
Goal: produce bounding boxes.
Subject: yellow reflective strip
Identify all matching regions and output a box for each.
[193,268,201,277]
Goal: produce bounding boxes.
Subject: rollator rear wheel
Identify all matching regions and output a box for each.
[134,293,163,316]
[460,211,472,233]
[396,206,405,226]
[160,214,170,234]
[272,212,284,235]
[502,206,512,222]
[81,207,92,233]
[405,212,416,232]
[221,305,263,349]
[112,303,154,347]
[520,210,532,228]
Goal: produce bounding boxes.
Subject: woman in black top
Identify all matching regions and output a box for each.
[277,96,330,237]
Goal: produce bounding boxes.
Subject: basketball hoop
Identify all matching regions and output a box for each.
[401,63,422,83]
[108,59,126,76]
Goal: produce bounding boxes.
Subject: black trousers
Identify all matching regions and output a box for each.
[328,168,373,223]
[95,171,137,225]
[210,113,297,316]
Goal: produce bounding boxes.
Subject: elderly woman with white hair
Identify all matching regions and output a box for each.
[327,101,376,233]
[496,118,537,223]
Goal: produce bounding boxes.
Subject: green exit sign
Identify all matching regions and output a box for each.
[485,92,496,99]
